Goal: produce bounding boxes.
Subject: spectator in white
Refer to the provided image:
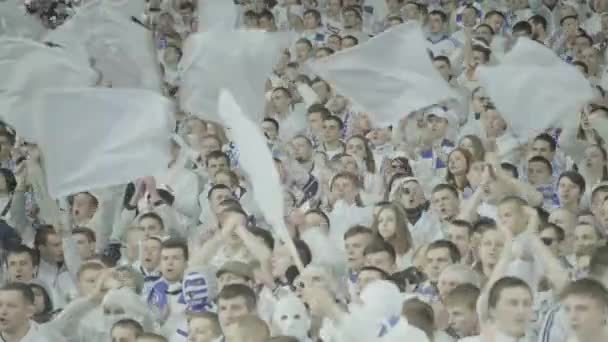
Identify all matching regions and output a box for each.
[216,284,259,341]
[557,171,586,213]
[71,227,96,261]
[427,10,460,58]
[301,9,326,45]
[528,14,551,45]
[342,225,374,299]
[528,133,564,178]
[318,115,345,160]
[33,225,77,309]
[443,283,480,340]
[430,184,461,237]
[415,240,461,303]
[340,6,368,43]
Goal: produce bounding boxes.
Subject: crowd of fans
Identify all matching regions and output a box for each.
[2,0,608,342]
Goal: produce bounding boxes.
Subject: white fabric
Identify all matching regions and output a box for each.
[0,0,46,40]
[218,89,290,241]
[307,23,456,126]
[197,0,238,31]
[179,30,286,123]
[477,38,594,141]
[44,2,162,91]
[0,38,99,140]
[32,88,174,198]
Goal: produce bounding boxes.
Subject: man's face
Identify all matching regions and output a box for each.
[142,239,162,271]
[592,190,608,219]
[447,304,478,338]
[562,18,578,38]
[322,119,341,143]
[311,81,330,104]
[403,3,420,20]
[218,296,252,331]
[433,60,451,81]
[426,115,448,140]
[261,121,278,141]
[364,251,395,274]
[462,8,477,27]
[497,202,526,236]
[72,192,96,223]
[431,189,459,222]
[40,233,64,263]
[207,157,229,177]
[527,161,552,186]
[558,177,582,207]
[429,14,444,33]
[210,189,233,214]
[342,9,359,28]
[573,224,599,254]
[188,317,219,342]
[140,217,163,238]
[73,233,95,260]
[78,268,102,297]
[491,287,532,337]
[530,139,554,161]
[564,294,607,338]
[303,12,319,30]
[425,247,453,281]
[344,233,372,271]
[485,14,503,34]
[7,253,34,282]
[291,137,313,163]
[307,112,324,136]
[160,247,187,282]
[0,290,32,334]
[447,225,470,259]
[111,326,138,342]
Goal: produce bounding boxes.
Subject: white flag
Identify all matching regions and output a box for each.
[33,88,174,198]
[217,89,289,238]
[44,2,162,91]
[477,38,594,139]
[308,23,456,126]
[0,0,46,40]
[180,30,286,123]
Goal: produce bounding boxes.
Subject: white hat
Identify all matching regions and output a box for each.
[424,105,458,126]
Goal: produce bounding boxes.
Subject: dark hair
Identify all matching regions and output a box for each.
[560,15,578,26]
[472,44,491,62]
[295,37,313,50]
[161,239,189,260]
[573,60,589,74]
[207,184,232,199]
[28,283,53,323]
[363,238,397,262]
[445,148,473,191]
[0,282,35,305]
[342,35,359,45]
[528,156,553,174]
[262,117,280,132]
[293,239,312,266]
[512,21,532,35]
[303,8,322,24]
[205,150,230,167]
[307,103,331,118]
[500,162,519,179]
[344,225,373,240]
[534,133,557,151]
[576,32,593,46]
[426,240,461,263]
[72,227,96,243]
[488,276,531,309]
[484,10,505,21]
[218,284,257,311]
[433,55,451,66]
[138,212,165,231]
[323,115,344,130]
[358,265,391,280]
[428,9,447,22]
[449,219,474,236]
[475,23,495,35]
[402,298,435,340]
[0,168,16,193]
[111,318,144,336]
[558,171,586,195]
[7,244,39,267]
[560,278,608,308]
[540,223,565,242]
[34,225,57,250]
[431,183,459,199]
[528,14,547,30]
[249,227,275,250]
[258,9,275,22]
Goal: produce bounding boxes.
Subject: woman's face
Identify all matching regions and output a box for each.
[31,287,46,314]
[448,150,468,176]
[479,229,505,267]
[346,137,367,161]
[558,177,582,206]
[377,208,398,240]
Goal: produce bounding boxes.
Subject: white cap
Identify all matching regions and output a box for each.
[424,105,458,126]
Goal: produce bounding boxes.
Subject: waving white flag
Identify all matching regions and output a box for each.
[477,38,594,139]
[308,23,456,126]
[218,89,303,269]
[33,88,174,198]
[180,30,286,123]
[0,0,46,40]
[44,2,162,91]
